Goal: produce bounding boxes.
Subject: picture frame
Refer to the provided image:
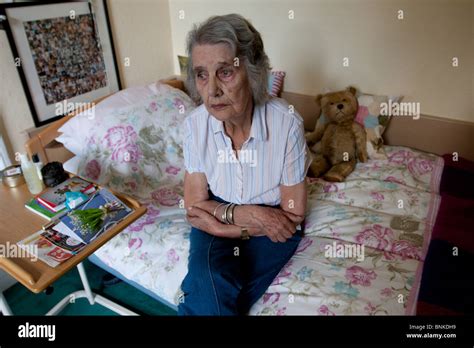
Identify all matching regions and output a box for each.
[0,0,121,127]
[177,55,188,76]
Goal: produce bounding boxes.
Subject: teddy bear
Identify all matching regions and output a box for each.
[305,86,368,182]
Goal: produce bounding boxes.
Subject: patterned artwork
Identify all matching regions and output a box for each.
[23,14,107,105]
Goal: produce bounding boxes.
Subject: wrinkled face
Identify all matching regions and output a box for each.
[321,90,358,124]
[192,43,253,122]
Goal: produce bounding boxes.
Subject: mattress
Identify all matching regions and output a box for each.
[89,145,444,315]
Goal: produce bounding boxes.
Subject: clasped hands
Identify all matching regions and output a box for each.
[186,203,303,243]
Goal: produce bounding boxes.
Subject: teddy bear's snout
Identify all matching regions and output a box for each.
[337,103,344,110]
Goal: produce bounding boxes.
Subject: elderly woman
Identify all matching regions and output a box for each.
[179,14,311,316]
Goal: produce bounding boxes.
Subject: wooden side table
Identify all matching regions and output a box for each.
[0,181,146,315]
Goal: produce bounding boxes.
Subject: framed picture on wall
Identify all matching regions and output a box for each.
[0,0,121,127]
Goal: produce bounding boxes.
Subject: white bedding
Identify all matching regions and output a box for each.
[90,145,443,315]
[63,156,81,174]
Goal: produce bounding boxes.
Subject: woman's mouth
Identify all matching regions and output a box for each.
[211,104,228,110]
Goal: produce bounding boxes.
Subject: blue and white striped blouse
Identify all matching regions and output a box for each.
[183,98,311,205]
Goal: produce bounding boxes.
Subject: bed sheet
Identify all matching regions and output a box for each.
[91,145,444,315]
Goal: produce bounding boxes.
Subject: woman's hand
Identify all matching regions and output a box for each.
[186,206,249,239]
[186,206,222,235]
[246,206,302,243]
[186,205,299,242]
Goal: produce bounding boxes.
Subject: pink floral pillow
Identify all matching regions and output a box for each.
[76,83,195,201]
[57,81,181,157]
[268,71,286,97]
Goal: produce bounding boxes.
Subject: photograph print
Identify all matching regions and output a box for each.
[2,0,120,126]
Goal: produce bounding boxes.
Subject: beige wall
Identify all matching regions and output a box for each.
[106,0,174,87]
[169,0,473,123]
[0,0,175,157]
[0,30,33,161]
[1,0,472,159]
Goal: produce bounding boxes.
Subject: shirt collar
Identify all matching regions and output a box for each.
[210,102,267,142]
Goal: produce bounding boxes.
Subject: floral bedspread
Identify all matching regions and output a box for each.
[89,145,443,315]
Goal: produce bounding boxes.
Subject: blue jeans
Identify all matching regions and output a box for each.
[177,192,303,315]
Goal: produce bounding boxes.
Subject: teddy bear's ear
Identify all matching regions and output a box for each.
[315,94,323,103]
[346,86,357,96]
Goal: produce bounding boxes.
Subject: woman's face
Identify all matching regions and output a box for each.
[192,43,253,122]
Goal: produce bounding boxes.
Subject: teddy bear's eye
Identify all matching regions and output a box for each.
[330,102,334,105]
[343,99,347,102]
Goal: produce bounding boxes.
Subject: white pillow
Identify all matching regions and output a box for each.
[62,155,81,175]
[55,134,84,157]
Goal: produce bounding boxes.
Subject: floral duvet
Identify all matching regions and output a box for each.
[89,145,444,315]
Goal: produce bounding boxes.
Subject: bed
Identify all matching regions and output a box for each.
[25,79,454,315]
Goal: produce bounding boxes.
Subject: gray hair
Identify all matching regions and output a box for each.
[185,14,271,105]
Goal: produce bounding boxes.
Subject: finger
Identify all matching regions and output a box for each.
[186,210,198,219]
[275,223,292,238]
[186,214,201,224]
[276,234,287,243]
[186,206,204,218]
[278,226,293,239]
[271,230,287,242]
[282,211,304,224]
[186,215,201,229]
[187,206,216,222]
[279,228,293,239]
[268,234,278,243]
[187,206,207,216]
[281,217,297,235]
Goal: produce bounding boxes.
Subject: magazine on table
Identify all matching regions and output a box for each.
[41,229,87,254]
[51,188,132,244]
[17,230,76,268]
[18,188,132,267]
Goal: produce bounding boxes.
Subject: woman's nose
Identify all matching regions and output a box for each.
[208,76,222,97]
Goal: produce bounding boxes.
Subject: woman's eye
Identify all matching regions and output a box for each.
[196,72,207,81]
[218,68,233,79]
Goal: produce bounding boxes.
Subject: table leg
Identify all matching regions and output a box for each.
[77,262,94,305]
[0,290,13,316]
[46,261,138,316]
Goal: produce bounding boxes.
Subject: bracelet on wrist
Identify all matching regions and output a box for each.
[228,204,235,224]
[216,203,239,225]
[213,203,226,218]
[222,203,231,224]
